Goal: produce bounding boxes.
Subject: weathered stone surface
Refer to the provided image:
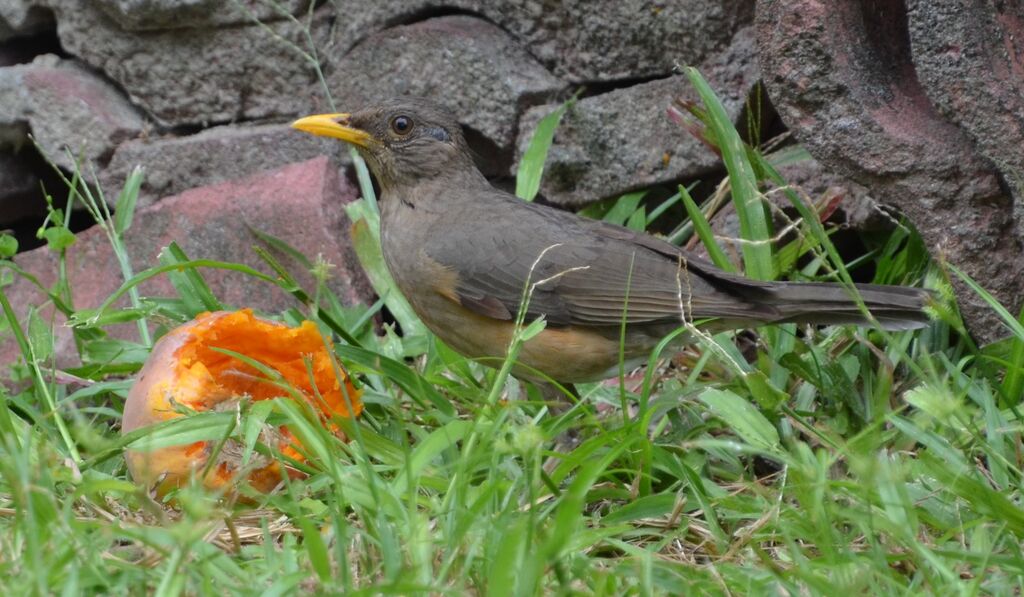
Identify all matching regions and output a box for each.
[95,0,307,30]
[514,27,759,206]
[907,0,1024,241]
[0,0,52,41]
[47,0,325,127]
[757,0,1022,340]
[0,54,145,172]
[327,15,563,154]
[103,123,352,207]
[326,0,753,82]
[1,157,373,371]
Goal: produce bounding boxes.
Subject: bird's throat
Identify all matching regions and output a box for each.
[380,166,489,214]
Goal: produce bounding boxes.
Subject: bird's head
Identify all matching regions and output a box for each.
[291,97,474,191]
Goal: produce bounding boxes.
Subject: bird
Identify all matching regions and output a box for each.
[291,97,931,387]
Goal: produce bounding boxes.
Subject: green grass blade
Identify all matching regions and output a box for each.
[248,226,315,270]
[124,411,237,452]
[516,99,574,202]
[0,287,80,462]
[679,183,735,272]
[349,214,427,340]
[250,245,362,347]
[159,242,224,314]
[296,515,332,583]
[334,344,454,419]
[74,259,279,326]
[113,166,144,236]
[601,191,646,226]
[645,189,683,227]
[698,387,781,454]
[685,67,772,281]
[392,420,473,493]
[1001,304,1024,402]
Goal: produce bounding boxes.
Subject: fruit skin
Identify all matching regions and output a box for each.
[122,309,360,495]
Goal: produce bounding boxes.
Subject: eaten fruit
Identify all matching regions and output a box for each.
[122,309,360,495]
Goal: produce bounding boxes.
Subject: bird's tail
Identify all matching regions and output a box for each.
[758,281,933,331]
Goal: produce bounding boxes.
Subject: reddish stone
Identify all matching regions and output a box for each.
[102,122,352,208]
[907,0,1024,237]
[1,157,372,372]
[756,0,1022,340]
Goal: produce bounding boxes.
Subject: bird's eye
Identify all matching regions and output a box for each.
[391,115,413,135]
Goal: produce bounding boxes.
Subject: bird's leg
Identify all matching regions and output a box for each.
[537,381,579,415]
[536,381,584,473]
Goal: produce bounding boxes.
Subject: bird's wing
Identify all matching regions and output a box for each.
[424,192,780,327]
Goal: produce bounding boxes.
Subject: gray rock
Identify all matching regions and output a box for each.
[326,15,564,154]
[0,54,145,173]
[514,27,759,206]
[95,0,308,30]
[0,0,52,41]
[103,122,352,207]
[325,0,753,82]
[47,0,327,127]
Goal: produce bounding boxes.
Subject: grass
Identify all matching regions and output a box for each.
[3,28,1024,597]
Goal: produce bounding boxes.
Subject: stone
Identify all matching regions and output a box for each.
[907,0,1024,241]
[326,15,564,157]
[0,0,52,41]
[47,0,328,127]
[535,0,753,81]
[0,54,145,173]
[1,157,373,372]
[325,0,753,82]
[513,27,759,206]
[102,122,352,207]
[757,0,1022,341]
[95,0,308,30]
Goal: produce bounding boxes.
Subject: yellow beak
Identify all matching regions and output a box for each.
[290,113,375,148]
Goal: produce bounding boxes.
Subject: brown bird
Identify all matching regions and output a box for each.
[292,98,930,385]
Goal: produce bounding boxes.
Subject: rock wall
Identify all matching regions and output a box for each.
[758,0,1024,339]
[1,0,1021,364]
[1,0,755,216]
[0,0,758,369]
